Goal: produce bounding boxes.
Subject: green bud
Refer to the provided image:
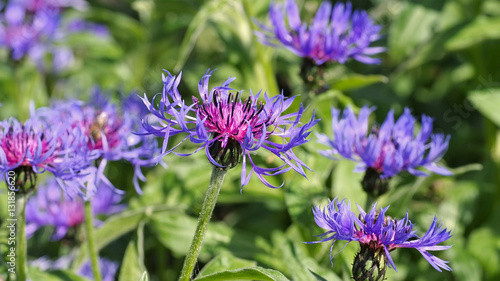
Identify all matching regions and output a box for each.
[352,242,388,281]
[361,168,390,198]
[208,136,242,170]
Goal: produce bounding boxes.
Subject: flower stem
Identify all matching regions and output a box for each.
[364,194,376,212]
[16,190,32,281]
[178,166,227,281]
[84,200,102,281]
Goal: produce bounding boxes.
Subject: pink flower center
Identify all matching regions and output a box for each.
[197,92,270,148]
[0,128,54,168]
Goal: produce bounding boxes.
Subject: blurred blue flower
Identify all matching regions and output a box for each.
[307,198,452,272]
[0,3,60,60]
[26,177,125,240]
[317,106,452,179]
[11,0,88,12]
[79,257,118,281]
[0,104,98,190]
[43,89,163,195]
[141,69,318,189]
[255,0,384,65]
[30,255,118,281]
[0,0,108,72]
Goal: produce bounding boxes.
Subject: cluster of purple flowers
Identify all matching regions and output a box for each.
[308,198,452,272]
[255,0,384,65]
[0,0,108,72]
[140,69,318,188]
[26,177,126,240]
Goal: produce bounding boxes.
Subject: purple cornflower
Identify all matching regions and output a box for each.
[0,105,97,190]
[308,198,452,274]
[25,177,125,240]
[44,89,162,194]
[255,0,384,65]
[141,69,318,188]
[317,106,451,180]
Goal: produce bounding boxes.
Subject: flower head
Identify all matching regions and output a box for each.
[44,89,162,195]
[0,105,97,191]
[307,198,452,275]
[25,177,125,240]
[317,106,452,182]
[141,69,318,188]
[255,0,384,65]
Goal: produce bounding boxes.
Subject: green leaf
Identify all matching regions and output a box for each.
[388,3,440,62]
[468,88,500,127]
[173,0,233,72]
[446,17,500,51]
[332,75,388,92]
[331,159,365,205]
[28,267,91,281]
[119,222,147,281]
[73,205,179,269]
[193,266,290,281]
[148,212,232,260]
[196,252,256,278]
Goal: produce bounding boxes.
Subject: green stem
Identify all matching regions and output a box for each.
[364,193,377,212]
[178,166,227,281]
[84,200,102,281]
[16,190,32,281]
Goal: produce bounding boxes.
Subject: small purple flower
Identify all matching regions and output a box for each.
[45,89,162,194]
[141,69,318,188]
[317,106,452,179]
[25,177,125,240]
[307,198,452,272]
[255,0,384,65]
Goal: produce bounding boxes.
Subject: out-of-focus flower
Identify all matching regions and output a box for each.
[78,257,118,281]
[307,198,452,279]
[25,177,125,240]
[141,69,318,189]
[0,104,97,191]
[44,89,162,195]
[255,0,384,65]
[30,256,118,281]
[317,106,451,188]
[0,0,108,72]
[0,3,60,60]
[12,0,88,12]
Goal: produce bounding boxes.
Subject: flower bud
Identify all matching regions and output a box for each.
[352,242,388,281]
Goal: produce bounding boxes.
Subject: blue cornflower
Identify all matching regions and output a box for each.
[307,198,452,273]
[44,89,163,195]
[25,177,125,240]
[140,69,318,189]
[0,105,98,191]
[255,0,384,65]
[317,106,452,179]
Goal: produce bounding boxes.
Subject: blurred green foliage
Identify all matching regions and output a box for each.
[1,0,500,280]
